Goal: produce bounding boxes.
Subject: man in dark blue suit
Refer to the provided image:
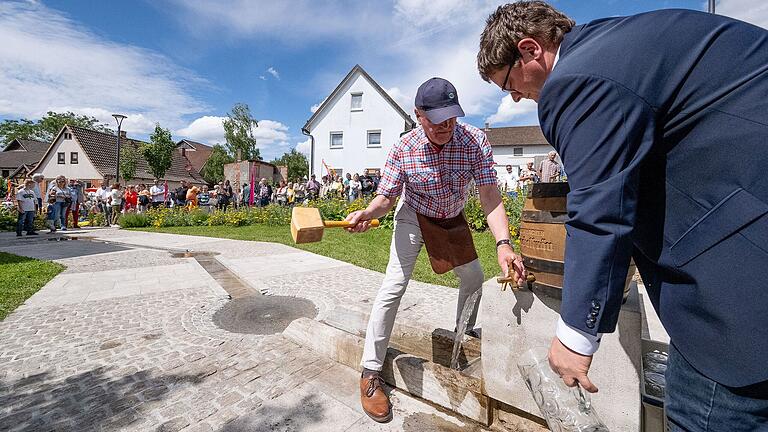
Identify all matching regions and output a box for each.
[478,2,768,429]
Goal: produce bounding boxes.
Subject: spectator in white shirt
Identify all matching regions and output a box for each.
[16,180,38,236]
[150,179,166,209]
[499,165,519,197]
[96,183,112,227]
[348,174,362,202]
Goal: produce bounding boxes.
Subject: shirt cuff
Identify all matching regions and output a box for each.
[556,317,602,356]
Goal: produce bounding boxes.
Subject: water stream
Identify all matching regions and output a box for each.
[450,289,482,370]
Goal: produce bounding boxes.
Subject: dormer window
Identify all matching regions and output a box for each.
[351,93,363,111]
[64,132,72,140]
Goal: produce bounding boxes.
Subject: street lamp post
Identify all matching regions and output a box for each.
[113,114,127,185]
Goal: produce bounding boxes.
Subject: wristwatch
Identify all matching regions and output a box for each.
[496,239,511,248]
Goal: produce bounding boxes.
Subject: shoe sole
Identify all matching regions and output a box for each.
[363,407,392,423]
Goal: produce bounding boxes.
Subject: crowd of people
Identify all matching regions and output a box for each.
[8,171,383,235]
[496,150,563,197]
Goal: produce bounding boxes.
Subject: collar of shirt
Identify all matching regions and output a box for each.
[552,44,561,70]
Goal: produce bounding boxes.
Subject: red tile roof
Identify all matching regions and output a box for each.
[177,139,213,174]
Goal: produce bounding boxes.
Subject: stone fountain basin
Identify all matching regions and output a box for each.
[283,308,548,431]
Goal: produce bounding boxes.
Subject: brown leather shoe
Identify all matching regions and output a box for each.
[360,372,392,423]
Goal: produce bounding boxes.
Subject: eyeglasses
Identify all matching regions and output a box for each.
[501,64,514,93]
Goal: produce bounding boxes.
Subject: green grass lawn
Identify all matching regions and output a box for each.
[136,225,504,288]
[0,252,64,320]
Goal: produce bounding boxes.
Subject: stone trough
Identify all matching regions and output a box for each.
[283,279,644,431]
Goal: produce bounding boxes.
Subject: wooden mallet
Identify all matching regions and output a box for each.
[290,207,380,244]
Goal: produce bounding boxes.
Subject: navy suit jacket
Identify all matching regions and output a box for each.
[538,9,768,387]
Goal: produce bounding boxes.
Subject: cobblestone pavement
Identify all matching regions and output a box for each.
[0,229,487,431]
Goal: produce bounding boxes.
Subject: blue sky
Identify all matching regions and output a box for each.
[1,0,765,160]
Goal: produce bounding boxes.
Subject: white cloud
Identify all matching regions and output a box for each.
[48,106,158,135]
[176,116,226,144]
[259,75,267,81]
[393,0,479,27]
[296,138,311,155]
[169,0,521,125]
[486,95,538,125]
[0,1,207,130]
[252,119,289,147]
[267,67,280,80]
[176,116,291,152]
[169,1,390,42]
[717,0,768,28]
[386,87,411,112]
[310,100,325,113]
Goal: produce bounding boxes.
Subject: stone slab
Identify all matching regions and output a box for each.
[481,279,642,432]
[284,317,490,425]
[222,382,363,431]
[217,251,351,282]
[20,261,226,308]
[322,306,481,369]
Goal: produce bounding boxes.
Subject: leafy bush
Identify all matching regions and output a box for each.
[188,209,210,226]
[0,207,48,231]
[88,212,106,227]
[0,208,17,231]
[119,212,150,228]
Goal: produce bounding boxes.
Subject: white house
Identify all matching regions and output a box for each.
[484,124,558,178]
[302,64,416,179]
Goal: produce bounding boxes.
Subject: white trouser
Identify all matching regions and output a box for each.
[361,200,484,371]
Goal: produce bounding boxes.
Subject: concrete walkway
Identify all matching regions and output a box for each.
[0,228,490,431]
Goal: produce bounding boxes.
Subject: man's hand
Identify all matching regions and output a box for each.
[497,244,525,285]
[344,210,373,233]
[548,337,598,393]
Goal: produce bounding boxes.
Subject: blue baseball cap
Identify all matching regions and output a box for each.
[414,77,465,124]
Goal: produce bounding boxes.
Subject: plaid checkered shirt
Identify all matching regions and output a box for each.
[376,123,497,218]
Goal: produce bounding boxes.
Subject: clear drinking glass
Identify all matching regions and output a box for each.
[517,347,609,432]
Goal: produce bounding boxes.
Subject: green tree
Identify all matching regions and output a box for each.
[0,119,36,146]
[37,111,112,141]
[0,111,112,145]
[271,149,308,181]
[120,143,139,183]
[141,124,176,180]
[201,144,234,184]
[223,103,261,161]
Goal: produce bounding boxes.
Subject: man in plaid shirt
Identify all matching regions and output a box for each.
[346,78,525,423]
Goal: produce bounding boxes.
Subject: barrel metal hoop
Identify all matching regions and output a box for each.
[527,182,570,198]
[523,256,564,274]
[529,281,563,299]
[521,210,570,224]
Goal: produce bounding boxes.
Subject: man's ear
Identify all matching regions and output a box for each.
[517,38,543,62]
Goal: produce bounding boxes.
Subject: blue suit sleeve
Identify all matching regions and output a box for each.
[539,74,657,336]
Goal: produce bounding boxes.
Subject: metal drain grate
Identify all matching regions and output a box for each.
[213,295,317,335]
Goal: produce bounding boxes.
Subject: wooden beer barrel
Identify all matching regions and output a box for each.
[519,183,635,299]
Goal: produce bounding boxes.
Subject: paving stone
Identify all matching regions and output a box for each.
[0,229,494,432]
[157,416,190,432]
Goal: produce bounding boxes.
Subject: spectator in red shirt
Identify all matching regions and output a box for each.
[123,185,138,213]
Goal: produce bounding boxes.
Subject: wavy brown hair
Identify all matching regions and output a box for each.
[477,1,574,81]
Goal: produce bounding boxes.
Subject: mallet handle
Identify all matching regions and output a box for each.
[324,219,380,228]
